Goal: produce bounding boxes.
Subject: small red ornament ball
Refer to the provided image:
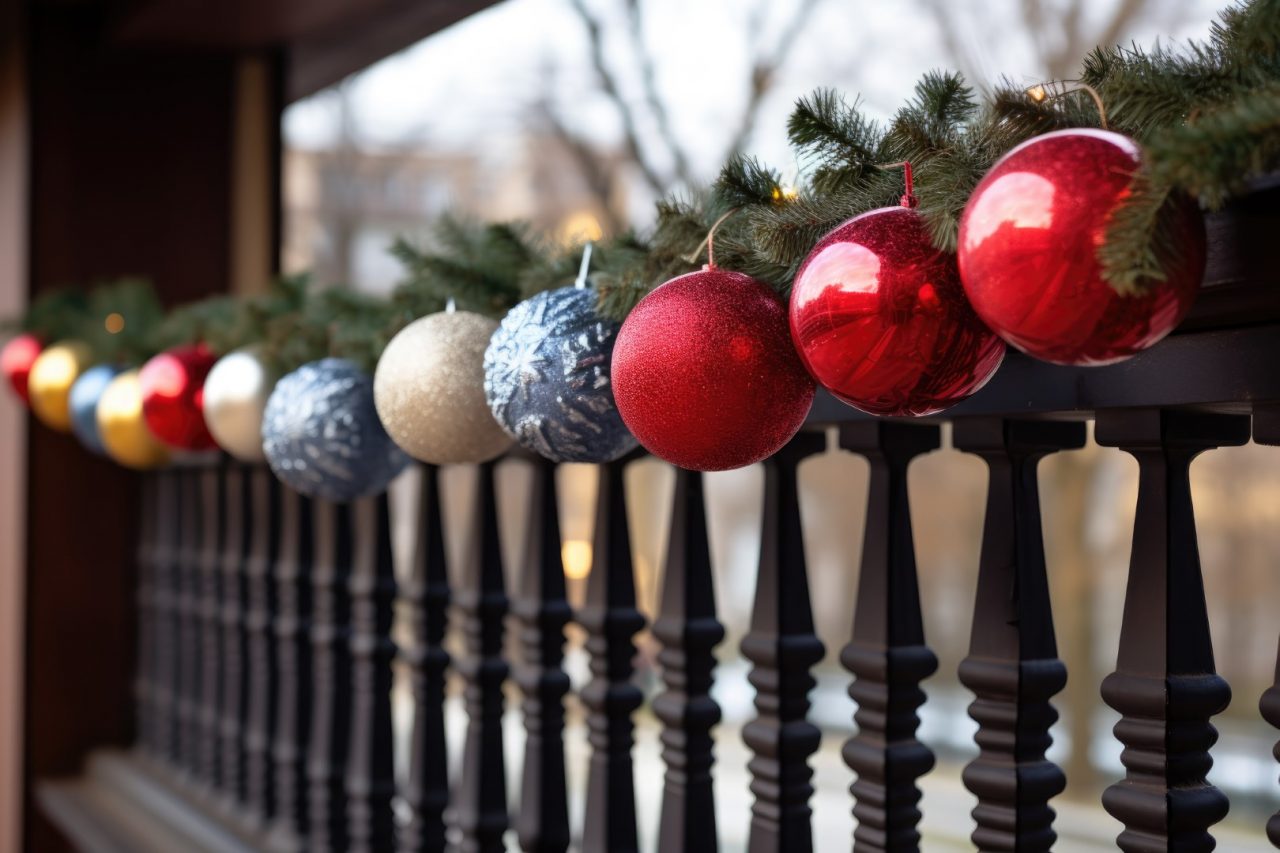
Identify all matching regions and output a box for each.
[791,205,1005,416]
[1,333,43,405]
[958,128,1206,365]
[612,268,815,472]
[139,343,219,451]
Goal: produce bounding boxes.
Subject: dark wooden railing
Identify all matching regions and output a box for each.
[116,185,1280,852]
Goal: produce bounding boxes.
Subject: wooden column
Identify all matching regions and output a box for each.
[839,421,940,853]
[400,465,451,853]
[243,468,280,827]
[514,457,572,853]
[308,499,354,853]
[452,460,510,853]
[197,462,225,787]
[218,462,250,804]
[742,433,826,853]
[272,484,314,842]
[654,467,724,853]
[579,454,646,853]
[345,493,397,852]
[1095,409,1247,851]
[953,419,1084,851]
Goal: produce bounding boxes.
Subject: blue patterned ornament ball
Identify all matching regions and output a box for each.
[262,358,410,502]
[69,363,126,454]
[484,285,637,463]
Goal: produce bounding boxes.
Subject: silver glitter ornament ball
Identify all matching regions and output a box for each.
[263,358,410,502]
[203,345,276,463]
[484,285,637,463]
[374,310,513,465]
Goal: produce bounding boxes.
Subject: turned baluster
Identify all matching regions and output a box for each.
[839,421,940,853]
[1262,638,1280,848]
[1095,409,1246,851]
[345,493,398,852]
[654,467,724,853]
[579,452,646,853]
[953,419,1084,851]
[218,461,250,804]
[197,462,225,787]
[400,464,451,853]
[514,456,572,853]
[451,459,511,853]
[243,467,281,826]
[743,432,827,853]
[308,498,355,852]
[272,484,315,843]
[150,468,181,763]
[134,470,159,756]
[177,465,204,775]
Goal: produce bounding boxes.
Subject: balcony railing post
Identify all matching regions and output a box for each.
[271,484,315,845]
[514,456,572,853]
[451,459,511,853]
[400,464,451,853]
[654,467,724,853]
[198,461,225,788]
[218,461,250,805]
[243,467,281,828]
[308,498,355,853]
[177,466,204,776]
[134,470,160,758]
[150,468,182,764]
[1248,407,1280,848]
[953,418,1084,851]
[839,421,940,853]
[345,492,398,852]
[1095,409,1247,851]
[742,432,826,853]
[579,453,646,853]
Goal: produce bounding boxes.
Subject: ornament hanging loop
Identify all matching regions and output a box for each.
[575,242,594,290]
[685,207,741,270]
[877,161,918,209]
[1027,81,1109,130]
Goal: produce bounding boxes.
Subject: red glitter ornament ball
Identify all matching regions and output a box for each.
[1,332,43,405]
[612,268,815,472]
[791,205,1005,417]
[958,128,1206,365]
[139,343,219,451]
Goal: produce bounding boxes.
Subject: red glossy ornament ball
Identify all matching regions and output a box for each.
[791,205,1005,416]
[139,343,219,451]
[1,333,43,405]
[612,268,815,472]
[958,128,1206,365]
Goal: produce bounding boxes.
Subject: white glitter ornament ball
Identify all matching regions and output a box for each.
[484,286,637,463]
[263,358,410,502]
[203,346,276,462]
[374,310,513,465]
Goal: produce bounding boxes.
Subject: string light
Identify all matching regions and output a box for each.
[771,184,799,202]
[105,313,125,334]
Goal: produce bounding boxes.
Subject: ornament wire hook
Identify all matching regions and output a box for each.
[685,207,741,270]
[575,242,594,289]
[876,161,917,208]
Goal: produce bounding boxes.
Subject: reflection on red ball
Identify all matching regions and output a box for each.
[612,268,815,472]
[1,333,43,405]
[791,205,1005,416]
[958,128,1206,365]
[139,343,219,451]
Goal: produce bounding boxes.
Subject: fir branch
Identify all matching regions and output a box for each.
[1097,170,1179,296]
[715,154,785,207]
[788,88,885,193]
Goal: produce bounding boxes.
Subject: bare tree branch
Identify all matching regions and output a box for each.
[624,0,695,187]
[723,0,825,158]
[534,100,628,234]
[921,0,989,90]
[568,0,669,193]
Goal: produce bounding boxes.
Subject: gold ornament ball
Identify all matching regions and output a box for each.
[97,369,170,470]
[28,340,92,431]
[374,310,513,465]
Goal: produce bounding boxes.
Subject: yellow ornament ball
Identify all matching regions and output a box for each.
[27,340,92,431]
[97,369,170,470]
